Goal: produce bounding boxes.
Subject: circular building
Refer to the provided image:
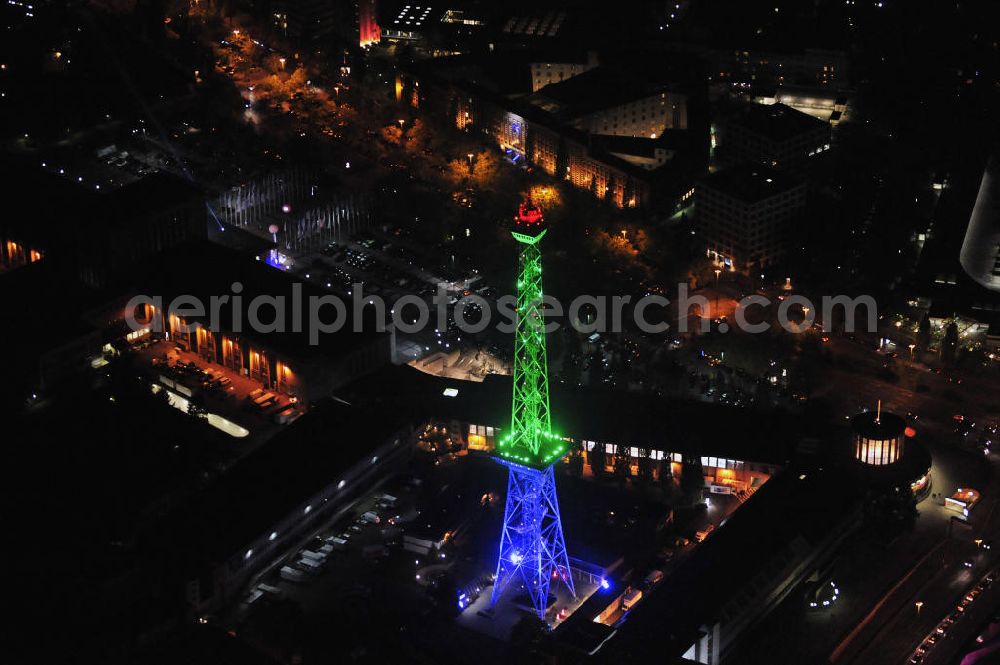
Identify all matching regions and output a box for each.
[846,409,931,496]
[853,411,906,466]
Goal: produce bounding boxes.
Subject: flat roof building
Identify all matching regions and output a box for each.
[717,102,831,168]
[696,164,807,272]
[601,464,862,664]
[525,66,689,138]
[2,163,207,289]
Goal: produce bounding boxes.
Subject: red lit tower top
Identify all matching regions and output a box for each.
[513,201,546,243]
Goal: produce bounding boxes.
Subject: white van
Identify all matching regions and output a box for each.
[296,557,324,574]
[301,550,328,563]
[280,566,306,583]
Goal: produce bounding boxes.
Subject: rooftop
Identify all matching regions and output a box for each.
[1,162,204,257]
[604,464,862,660]
[729,102,829,142]
[851,411,907,440]
[154,396,411,566]
[699,164,804,204]
[593,129,692,160]
[138,240,387,362]
[339,364,814,464]
[526,66,676,119]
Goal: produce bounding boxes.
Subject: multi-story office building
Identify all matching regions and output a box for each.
[397,60,703,208]
[696,165,806,271]
[717,102,831,168]
[526,66,689,138]
[269,0,338,44]
[529,50,599,92]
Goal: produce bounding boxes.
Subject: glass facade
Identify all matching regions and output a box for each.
[855,433,904,466]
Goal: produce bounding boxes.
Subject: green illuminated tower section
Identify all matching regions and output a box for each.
[496,205,568,466]
[490,203,575,620]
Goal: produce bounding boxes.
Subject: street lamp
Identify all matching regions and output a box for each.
[915,601,923,615]
[398,118,405,130]
[714,269,722,319]
[909,343,916,360]
[466,152,474,175]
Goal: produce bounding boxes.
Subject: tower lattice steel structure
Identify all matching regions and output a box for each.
[491,202,575,620]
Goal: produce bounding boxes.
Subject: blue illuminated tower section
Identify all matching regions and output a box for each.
[491,202,575,620]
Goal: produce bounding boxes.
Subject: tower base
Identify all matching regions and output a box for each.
[491,461,575,619]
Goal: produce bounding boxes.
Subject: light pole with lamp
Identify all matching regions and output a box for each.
[714,269,722,319]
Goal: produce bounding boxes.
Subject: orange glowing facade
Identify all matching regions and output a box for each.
[855,433,904,466]
[395,71,651,208]
[158,311,302,399]
[2,238,44,271]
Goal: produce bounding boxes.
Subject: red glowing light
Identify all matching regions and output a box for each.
[516,202,543,226]
[359,0,380,47]
[904,426,917,438]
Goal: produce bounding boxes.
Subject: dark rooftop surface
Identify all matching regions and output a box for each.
[340,364,817,464]
[138,240,387,362]
[2,162,204,252]
[0,259,101,355]
[604,464,862,661]
[728,102,829,141]
[155,396,412,566]
[527,66,674,118]
[851,411,906,440]
[699,163,804,203]
[593,129,692,160]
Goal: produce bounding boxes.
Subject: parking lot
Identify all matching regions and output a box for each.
[131,339,302,441]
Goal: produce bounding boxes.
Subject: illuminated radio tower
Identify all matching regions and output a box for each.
[491,201,575,620]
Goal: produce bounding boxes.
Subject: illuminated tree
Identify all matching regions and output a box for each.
[402,118,430,155]
[380,124,403,145]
